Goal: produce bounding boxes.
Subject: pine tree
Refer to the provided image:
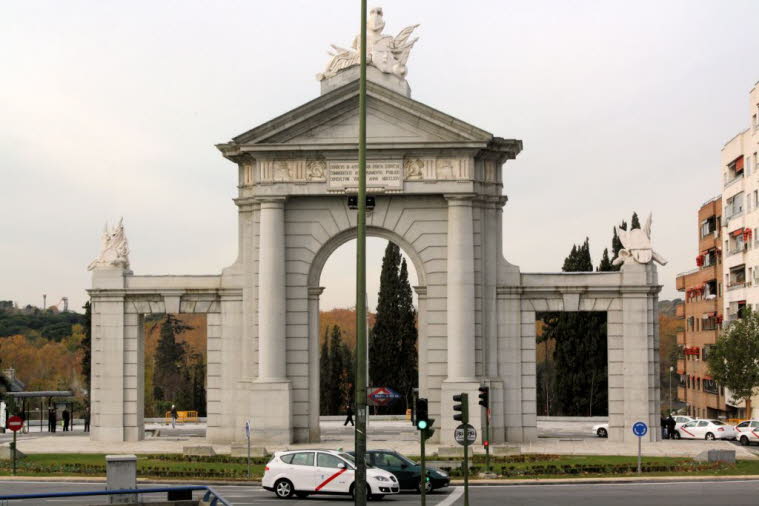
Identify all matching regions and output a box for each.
[397,259,418,410]
[152,314,191,409]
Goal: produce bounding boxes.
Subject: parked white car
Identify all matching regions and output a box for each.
[672,415,696,432]
[592,423,609,438]
[262,449,400,500]
[673,419,736,440]
[734,420,759,446]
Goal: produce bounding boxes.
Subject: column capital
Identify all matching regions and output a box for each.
[258,196,287,209]
[308,286,325,299]
[444,193,476,205]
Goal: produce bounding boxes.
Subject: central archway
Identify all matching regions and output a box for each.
[306,224,430,442]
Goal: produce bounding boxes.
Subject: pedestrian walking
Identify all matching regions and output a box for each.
[50,406,57,433]
[84,405,91,432]
[667,414,676,439]
[661,415,668,439]
[170,404,178,429]
[343,403,354,427]
[62,408,70,432]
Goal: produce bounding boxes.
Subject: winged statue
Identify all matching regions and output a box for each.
[88,218,130,271]
[612,213,667,266]
[317,7,419,81]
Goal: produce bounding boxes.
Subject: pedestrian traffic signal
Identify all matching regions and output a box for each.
[452,393,468,424]
[478,386,489,409]
[416,397,429,430]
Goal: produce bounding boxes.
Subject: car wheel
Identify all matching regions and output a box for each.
[417,480,433,493]
[740,436,750,446]
[672,431,680,440]
[597,428,608,438]
[274,479,295,499]
[705,432,715,441]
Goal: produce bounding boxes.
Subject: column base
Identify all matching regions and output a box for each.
[249,380,293,444]
[440,380,484,446]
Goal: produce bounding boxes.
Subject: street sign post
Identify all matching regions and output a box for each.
[245,420,251,479]
[632,421,648,474]
[452,392,471,506]
[7,415,23,475]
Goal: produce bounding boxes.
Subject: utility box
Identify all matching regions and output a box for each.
[105,454,137,504]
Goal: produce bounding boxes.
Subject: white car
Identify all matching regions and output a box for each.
[593,423,609,438]
[734,420,759,446]
[262,449,400,499]
[674,419,736,440]
[672,415,696,432]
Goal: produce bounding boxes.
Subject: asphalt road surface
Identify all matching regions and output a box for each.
[3,480,759,505]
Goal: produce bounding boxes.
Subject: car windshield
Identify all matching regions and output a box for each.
[338,452,372,468]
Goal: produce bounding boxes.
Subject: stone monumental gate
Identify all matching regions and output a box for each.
[88,9,664,446]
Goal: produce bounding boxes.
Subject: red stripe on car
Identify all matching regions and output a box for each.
[316,469,348,491]
[751,429,759,439]
[681,427,696,438]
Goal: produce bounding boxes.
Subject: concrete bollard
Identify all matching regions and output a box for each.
[106,454,137,504]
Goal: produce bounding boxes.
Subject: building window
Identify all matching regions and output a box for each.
[726,191,744,218]
[726,156,745,184]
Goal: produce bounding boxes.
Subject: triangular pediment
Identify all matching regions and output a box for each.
[225,80,496,149]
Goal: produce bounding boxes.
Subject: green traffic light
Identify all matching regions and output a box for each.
[417,420,428,430]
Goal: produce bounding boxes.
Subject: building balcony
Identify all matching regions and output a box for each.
[727,282,748,292]
[725,173,745,188]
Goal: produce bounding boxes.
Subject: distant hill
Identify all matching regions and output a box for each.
[658,299,683,317]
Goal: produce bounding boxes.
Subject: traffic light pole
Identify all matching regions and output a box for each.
[463,433,469,506]
[354,0,368,504]
[420,429,426,506]
[485,409,490,472]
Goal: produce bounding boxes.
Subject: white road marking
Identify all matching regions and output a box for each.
[435,486,464,506]
[477,479,759,488]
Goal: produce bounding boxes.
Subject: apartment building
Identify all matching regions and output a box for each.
[715,82,759,418]
[676,196,727,419]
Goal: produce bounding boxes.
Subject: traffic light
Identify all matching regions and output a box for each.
[347,195,376,210]
[452,393,468,424]
[478,386,489,409]
[423,418,435,441]
[416,398,429,430]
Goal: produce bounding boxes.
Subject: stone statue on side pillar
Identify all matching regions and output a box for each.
[317,7,419,81]
[612,212,667,267]
[88,218,130,271]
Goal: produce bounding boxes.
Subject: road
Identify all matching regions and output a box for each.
[3,480,759,505]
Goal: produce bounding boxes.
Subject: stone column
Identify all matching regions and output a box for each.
[414,286,429,396]
[441,194,481,445]
[308,286,324,442]
[445,195,476,381]
[257,198,287,381]
[250,197,292,443]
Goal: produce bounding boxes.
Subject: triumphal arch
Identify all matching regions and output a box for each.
[88,9,664,446]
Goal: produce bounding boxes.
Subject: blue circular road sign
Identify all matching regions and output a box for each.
[632,421,648,437]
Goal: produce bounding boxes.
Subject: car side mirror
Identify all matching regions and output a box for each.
[337,463,346,469]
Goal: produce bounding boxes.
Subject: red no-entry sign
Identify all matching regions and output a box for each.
[7,415,23,432]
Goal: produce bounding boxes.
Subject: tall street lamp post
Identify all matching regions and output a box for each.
[669,366,674,414]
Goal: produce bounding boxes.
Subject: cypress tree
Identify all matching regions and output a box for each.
[369,242,418,413]
[328,325,345,415]
[81,301,92,394]
[319,326,330,415]
[543,239,608,416]
[631,212,641,230]
[597,248,613,272]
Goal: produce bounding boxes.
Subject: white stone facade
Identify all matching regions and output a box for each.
[89,68,662,445]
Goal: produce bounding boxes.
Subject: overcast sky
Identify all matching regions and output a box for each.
[1,0,758,312]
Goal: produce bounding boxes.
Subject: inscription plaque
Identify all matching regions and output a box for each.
[327,160,402,190]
